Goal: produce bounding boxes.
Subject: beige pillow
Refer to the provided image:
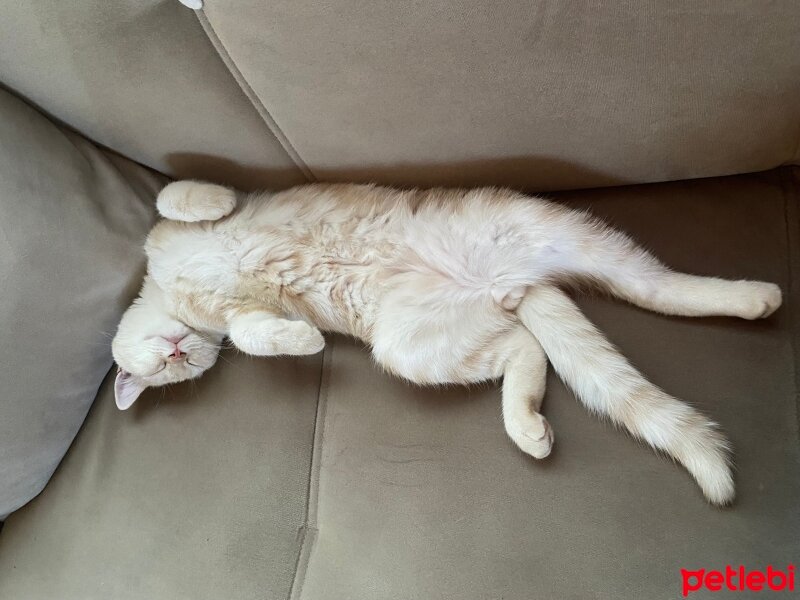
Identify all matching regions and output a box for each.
[0,88,164,517]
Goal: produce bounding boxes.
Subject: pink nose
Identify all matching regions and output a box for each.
[163,335,187,361]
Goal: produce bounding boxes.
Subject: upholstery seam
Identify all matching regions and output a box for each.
[287,340,332,600]
[778,167,800,447]
[195,10,317,182]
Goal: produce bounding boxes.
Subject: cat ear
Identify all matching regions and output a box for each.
[114,369,146,410]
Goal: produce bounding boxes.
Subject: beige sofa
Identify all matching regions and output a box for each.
[0,2,798,598]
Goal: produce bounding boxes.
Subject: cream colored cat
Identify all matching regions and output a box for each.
[112,180,782,505]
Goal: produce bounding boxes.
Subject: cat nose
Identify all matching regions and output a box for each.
[167,346,187,362]
[161,335,187,362]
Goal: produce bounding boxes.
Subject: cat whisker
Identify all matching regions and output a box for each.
[215,352,247,374]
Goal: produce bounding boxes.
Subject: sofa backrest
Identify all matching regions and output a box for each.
[2,0,798,191]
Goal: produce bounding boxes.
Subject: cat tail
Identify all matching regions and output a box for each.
[516,285,734,506]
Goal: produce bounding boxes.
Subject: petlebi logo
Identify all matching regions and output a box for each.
[681,565,796,596]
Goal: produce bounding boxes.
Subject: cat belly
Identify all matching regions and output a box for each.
[370,292,517,385]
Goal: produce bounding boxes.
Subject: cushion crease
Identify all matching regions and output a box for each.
[287,340,333,600]
[195,9,317,182]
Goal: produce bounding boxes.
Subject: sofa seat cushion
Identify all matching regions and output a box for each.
[300,173,800,600]
[0,88,164,518]
[0,352,324,600]
[1,169,798,599]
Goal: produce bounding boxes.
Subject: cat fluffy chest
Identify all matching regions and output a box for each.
[146,196,405,339]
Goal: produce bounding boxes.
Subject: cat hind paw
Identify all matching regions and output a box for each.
[507,413,554,459]
[732,281,782,320]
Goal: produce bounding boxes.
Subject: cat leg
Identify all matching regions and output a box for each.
[501,327,553,459]
[228,311,325,356]
[517,286,734,504]
[156,180,237,222]
[613,270,781,320]
[567,216,781,319]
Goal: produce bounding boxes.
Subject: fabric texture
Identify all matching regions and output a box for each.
[299,171,800,599]
[0,87,164,517]
[0,351,323,600]
[0,0,307,191]
[1,169,797,599]
[1,2,799,191]
[200,0,800,190]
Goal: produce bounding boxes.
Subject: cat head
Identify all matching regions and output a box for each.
[111,278,222,409]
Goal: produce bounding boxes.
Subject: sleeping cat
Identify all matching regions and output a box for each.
[112,180,782,505]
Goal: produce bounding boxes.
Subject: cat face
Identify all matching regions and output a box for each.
[111,290,222,410]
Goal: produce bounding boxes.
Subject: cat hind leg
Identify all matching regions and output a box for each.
[516,286,734,505]
[501,327,553,459]
[561,212,781,319]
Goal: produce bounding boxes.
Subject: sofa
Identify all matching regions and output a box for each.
[0,2,798,598]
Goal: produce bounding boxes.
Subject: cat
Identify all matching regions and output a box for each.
[112,180,782,505]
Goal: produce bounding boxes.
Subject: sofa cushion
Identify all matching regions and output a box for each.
[3,2,799,192]
[200,1,800,189]
[0,88,164,517]
[0,169,797,598]
[0,351,323,600]
[299,171,800,599]
[0,1,307,191]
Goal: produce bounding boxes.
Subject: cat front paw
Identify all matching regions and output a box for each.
[230,316,325,356]
[156,181,236,222]
[288,321,326,355]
